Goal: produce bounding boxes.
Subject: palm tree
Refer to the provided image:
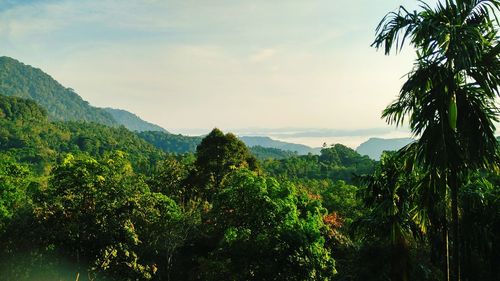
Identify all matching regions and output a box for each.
[358,151,423,281]
[372,1,500,280]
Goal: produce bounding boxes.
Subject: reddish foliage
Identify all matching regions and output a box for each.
[323,212,343,229]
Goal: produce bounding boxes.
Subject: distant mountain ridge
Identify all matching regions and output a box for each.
[239,136,321,155]
[104,108,167,132]
[137,131,320,156]
[356,137,414,160]
[0,56,168,132]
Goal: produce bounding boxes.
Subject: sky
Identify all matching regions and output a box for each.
[0,0,427,146]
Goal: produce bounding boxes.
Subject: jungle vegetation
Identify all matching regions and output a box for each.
[0,1,499,280]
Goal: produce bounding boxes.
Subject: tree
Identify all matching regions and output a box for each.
[192,128,258,200]
[0,155,32,235]
[459,174,500,281]
[198,170,336,281]
[357,152,426,281]
[373,1,500,280]
[147,155,192,204]
[31,152,187,280]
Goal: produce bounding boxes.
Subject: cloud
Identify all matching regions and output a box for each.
[249,49,276,63]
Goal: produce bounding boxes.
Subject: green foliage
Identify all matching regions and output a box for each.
[147,154,195,204]
[373,1,500,280]
[198,170,336,281]
[138,130,202,154]
[0,57,116,125]
[0,42,498,281]
[192,128,259,199]
[348,152,443,281]
[104,108,168,133]
[261,144,375,183]
[0,94,47,122]
[32,153,151,279]
[249,145,298,160]
[318,180,361,225]
[0,153,187,280]
[0,154,33,232]
[0,94,164,174]
[459,174,500,281]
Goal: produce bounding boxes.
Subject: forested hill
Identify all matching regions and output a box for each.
[261,143,376,183]
[0,94,47,122]
[0,56,171,132]
[0,56,116,125]
[0,94,164,173]
[137,131,202,153]
[137,130,316,158]
[356,137,414,160]
[104,107,168,132]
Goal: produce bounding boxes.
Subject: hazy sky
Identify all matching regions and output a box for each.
[0,0,422,136]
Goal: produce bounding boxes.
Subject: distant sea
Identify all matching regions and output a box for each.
[171,127,412,149]
[269,132,412,149]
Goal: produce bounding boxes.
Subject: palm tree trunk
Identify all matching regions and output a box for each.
[449,171,461,281]
[443,223,450,281]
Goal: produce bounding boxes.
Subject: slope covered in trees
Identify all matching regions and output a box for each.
[0,56,172,132]
[0,56,116,125]
[0,94,164,173]
[104,108,168,132]
[1,1,499,279]
[137,131,304,160]
[0,126,340,280]
[0,93,498,280]
[248,145,298,160]
[262,144,376,183]
[137,131,202,154]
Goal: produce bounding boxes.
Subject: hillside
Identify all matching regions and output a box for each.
[137,131,202,154]
[137,131,314,158]
[262,143,376,183]
[0,56,117,125]
[0,94,164,173]
[0,56,171,133]
[104,108,168,132]
[356,137,414,160]
[239,136,321,155]
[249,145,298,160]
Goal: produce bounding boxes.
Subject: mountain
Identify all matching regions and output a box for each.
[104,108,168,132]
[0,94,163,173]
[0,56,117,125]
[0,56,170,132]
[239,136,321,155]
[356,137,414,160]
[137,132,319,156]
[249,146,298,160]
[137,131,202,154]
[262,143,376,184]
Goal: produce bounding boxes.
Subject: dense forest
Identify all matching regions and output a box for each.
[104,108,168,133]
[0,94,499,281]
[0,56,171,132]
[1,0,500,281]
[0,57,116,125]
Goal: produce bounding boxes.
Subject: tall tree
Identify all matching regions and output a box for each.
[199,169,336,281]
[192,128,258,200]
[372,1,500,280]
